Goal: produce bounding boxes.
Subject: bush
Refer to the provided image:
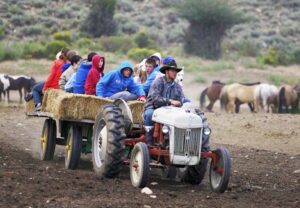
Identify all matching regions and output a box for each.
[99,36,136,53]
[19,25,45,36]
[0,42,24,61]
[23,42,46,59]
[53,31,72,44]
[260,48,295,66]
[75,38,94,49]
[127,48,157,62]
[46,40,69,59]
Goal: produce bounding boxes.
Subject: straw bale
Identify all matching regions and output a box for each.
[38,89,145,123]
[128,101,145,124]
[25,99,35,113]
[42,89,113,120]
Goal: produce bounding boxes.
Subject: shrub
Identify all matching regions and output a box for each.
[0,42,24,61]
[53,31,72,44]
[127,48,157,62]
[46,40,69,59]
[19,25,45,36]
[23,42,46,59]
[75,38,94,49]
[260,48,295,66]
[99,36,136,53]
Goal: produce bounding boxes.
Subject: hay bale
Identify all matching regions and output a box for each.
[128,101,144,124]
[39,89,145,123]
[42,89,113,120]
[25,99,35,113]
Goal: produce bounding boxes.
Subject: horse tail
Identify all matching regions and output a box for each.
[200,87,208,109]
[219,86,228,111]
[278,87,286,113]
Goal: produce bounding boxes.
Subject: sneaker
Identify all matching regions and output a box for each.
[34,103,42,111]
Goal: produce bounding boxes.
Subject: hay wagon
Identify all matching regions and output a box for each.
[26,89,231,193]
[25,89,144,170]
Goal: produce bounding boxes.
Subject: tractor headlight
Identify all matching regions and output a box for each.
[203,127,211,136]
[162,125,169,134]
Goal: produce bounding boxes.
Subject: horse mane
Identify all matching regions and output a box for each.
[212,80,225,85]
[239,82,261,86]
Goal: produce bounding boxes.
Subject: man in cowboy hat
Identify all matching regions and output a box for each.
[143,56,185,144]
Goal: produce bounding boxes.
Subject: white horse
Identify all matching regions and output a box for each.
[254,83,278,113]
[0,74,10,102]
[175,67,184,87]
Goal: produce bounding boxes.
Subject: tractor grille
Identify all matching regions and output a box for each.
[174,128,202,156]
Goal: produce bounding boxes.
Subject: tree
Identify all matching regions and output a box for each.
[178,0,246,59]
[81,0,117,37]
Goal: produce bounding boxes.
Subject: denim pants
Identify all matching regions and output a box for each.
[109,91,138,101]
[143,108,154,126]
[32,81,45,105]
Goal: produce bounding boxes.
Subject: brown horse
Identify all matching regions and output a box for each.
[220,82,260,113]
[278,85,299,113]
[200,80,225,111]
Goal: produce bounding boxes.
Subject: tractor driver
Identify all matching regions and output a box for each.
[143,57,184,144]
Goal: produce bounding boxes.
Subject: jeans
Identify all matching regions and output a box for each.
[32,81,45,105]
[65,87,73,93]
[143,108,154,126]
[109,91,138,101]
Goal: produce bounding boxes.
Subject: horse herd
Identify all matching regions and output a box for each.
[0,74,36,103]
[200,81,300,113]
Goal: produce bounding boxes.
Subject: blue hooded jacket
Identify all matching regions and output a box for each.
[62,63,71,73]
[73,60,92,94]
[142,65,160,95]
[96,61,145,98]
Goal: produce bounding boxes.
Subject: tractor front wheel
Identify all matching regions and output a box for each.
[209,146,231,193]
[130,142,150,188]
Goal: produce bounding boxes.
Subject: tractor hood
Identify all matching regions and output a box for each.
[152,106,203,128]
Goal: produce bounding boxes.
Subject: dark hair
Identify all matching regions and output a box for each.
[145,57,156,67]
[70,55,82,65]
[87,52,97,62]
[66,50,77,61]
[60,47,70,59]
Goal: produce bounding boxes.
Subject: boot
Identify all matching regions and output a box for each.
[145,126,154,144]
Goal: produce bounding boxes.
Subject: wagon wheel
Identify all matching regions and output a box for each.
[130,142,150,188]
[92,104,126,178]
[209,146,231,193]
[40,119,56,160]
[65,125,82,170]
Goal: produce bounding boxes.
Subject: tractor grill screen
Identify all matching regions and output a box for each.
[174,128,202,156]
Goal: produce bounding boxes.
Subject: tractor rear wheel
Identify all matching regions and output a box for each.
[40,119,56,160]
[209,146,231,193]
[92,104,126,178]
[65,125,82,170]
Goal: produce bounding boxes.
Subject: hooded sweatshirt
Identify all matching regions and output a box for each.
[85,55,105,95]
[96,61,145,98]
[43,59,65,91]
[73,60,93,94]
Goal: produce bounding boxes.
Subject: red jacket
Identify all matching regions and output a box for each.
[43,59,64,91]
[85,55,105,95]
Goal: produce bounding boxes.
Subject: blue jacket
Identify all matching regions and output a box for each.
[73,61,92,94]
[142,65,160,95]
[96,61,145,98]
[62,63,71,73]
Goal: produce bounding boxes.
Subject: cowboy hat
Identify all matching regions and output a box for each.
[159,56,182,74]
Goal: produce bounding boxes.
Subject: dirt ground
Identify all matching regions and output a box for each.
[0,105,299,208]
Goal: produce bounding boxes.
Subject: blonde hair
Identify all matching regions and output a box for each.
[133,64,147,84]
